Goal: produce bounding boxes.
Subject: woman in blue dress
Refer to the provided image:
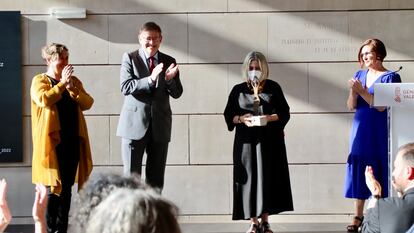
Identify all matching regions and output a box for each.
[345,38,401,232]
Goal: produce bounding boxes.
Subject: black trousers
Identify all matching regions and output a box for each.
[46,141,79,233]
[121,128,169,192]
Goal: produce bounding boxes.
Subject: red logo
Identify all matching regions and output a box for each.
[394,87,401,103]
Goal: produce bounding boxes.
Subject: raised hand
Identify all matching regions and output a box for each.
[165,63,179,81]
[32,184,47,233]
[150,63,164,83]
[365,166,382,197]
[350,79,365,95]
[32,184,47,223]
[60,65,74,84]
[0,179,12,232]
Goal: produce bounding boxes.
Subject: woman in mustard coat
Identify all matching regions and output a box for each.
[30,43,93,233]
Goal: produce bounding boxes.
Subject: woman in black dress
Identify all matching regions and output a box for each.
[224,51,293,233]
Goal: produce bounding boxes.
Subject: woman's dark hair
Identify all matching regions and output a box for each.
[357,38,387,67]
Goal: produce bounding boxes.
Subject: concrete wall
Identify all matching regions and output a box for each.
[2,0,414,224]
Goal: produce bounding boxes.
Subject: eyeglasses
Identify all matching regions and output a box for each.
[141,36,161,43]
[360,51,374,57]
[249,66,261,71]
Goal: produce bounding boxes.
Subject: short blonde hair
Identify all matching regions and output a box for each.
[241,51,269,82]
[41,43,69,61]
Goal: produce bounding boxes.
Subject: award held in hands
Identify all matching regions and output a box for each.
[249,115,268,126]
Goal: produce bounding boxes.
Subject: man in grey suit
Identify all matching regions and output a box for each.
[116,22,183,192]
[362,142,414,233]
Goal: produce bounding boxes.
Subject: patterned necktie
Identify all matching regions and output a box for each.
[149,56,155,74]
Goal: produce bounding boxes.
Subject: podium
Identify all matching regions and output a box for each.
[374,83,414,196]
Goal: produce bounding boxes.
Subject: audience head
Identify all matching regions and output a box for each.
[86,188,181,233]
[74,172,146,229]
[242,51,269,85]
[357,38,387,67]
[392,142,414,194]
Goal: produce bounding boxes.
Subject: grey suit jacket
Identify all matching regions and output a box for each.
[362,187,414,233]
[116,48,183,142]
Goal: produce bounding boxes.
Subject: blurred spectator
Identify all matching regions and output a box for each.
[362,143,414,233]
[73,172,147,231]
[86,188,181,233]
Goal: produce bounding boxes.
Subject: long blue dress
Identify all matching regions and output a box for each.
[344,69,401,199]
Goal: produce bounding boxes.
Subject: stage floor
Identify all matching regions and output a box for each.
[181,223,346,233]
[5,223,348,233]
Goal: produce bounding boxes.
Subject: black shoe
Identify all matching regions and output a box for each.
[260,221,273,233]
[347,216,363,232]
[246,223,260,233]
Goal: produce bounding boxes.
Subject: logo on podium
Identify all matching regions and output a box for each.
[374,83,414,107]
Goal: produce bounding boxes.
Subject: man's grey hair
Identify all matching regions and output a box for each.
[398,142,414,167]
[74,173,147,229]
[86,188,181,233]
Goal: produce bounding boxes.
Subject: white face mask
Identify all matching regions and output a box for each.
[248,70,262,83]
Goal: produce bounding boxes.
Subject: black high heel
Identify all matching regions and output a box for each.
[347,216,364,232]
[246,223,260,233]
[260,221,273,233]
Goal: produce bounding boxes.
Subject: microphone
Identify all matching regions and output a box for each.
[382,66,403,80]
[394,66,403,73]
[386,66,403,78]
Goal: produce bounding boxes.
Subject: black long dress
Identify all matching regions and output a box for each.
[224,79,293,220]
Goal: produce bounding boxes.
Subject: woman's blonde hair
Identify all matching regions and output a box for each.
[241,51,269,90]
[41,43,69,61]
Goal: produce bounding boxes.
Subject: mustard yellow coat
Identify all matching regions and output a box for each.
[31,73,93,194]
